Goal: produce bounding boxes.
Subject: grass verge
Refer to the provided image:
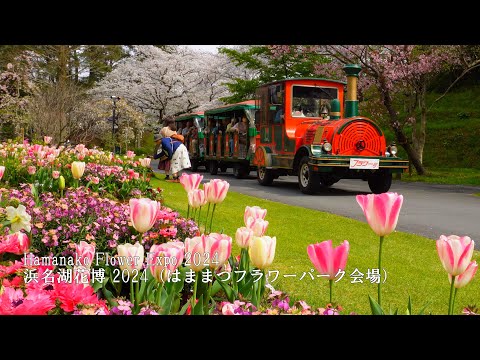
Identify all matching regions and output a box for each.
[401,167,480,186]
[151,175,480,315]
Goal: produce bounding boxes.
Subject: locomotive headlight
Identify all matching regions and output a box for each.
[323,141,332,152]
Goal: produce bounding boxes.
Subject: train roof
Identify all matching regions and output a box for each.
[260,77,347,87]
[204,100,257,115]
[175,111,204,121]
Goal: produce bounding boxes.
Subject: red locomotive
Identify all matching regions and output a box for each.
[177,65,408,194]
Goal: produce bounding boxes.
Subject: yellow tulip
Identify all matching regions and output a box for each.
[71,161,86,179]
[249,236,276,270]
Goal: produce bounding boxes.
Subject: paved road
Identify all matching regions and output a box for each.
[152,160,480,246]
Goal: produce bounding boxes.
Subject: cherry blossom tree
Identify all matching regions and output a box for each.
[91,46,235,123]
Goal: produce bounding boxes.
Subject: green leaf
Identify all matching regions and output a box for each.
[162,288,175,315]
[417,301,431,315]
[102,287,118,308]
[214,274,236,302]
[178,301,190,315]
[407,295,412,315]
[193,297,204,315]
[369,295,385,315]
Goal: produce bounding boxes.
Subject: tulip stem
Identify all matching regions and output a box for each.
[329,279,333,304]
[130,278,135,304]
[156,283,163,307]
[197,206,202,225]
[378,236,384,307]
[187,204,190,219]
[256,271,263,307]
[209,204,217,233]
[192,272,199,310]
[448,276,456,315]
[135,280,140,307]
[204,202,211,230]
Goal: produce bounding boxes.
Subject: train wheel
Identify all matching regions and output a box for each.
[209,161,218,175]
[234,164,248,179]
[191,159,199,172]
[368,171,392,194]
[257,166,274,185]
[298,156,320,194]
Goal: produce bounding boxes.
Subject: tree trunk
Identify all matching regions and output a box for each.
[379,80,426,175]
[412,83,427,164]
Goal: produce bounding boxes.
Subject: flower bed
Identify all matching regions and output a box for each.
[0,140,477,315]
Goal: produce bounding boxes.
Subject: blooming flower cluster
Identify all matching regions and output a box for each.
[0,185,197,256]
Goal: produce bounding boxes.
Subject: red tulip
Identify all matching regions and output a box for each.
[307,240,349,280]
[356,192,403,237]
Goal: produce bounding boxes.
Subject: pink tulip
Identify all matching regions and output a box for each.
[133,172,140,180]
[27,166,36,175]
[0,231,30,255]
[307,240,350,280]
[52,170,60,179]
[185,235,209,272]
[148,242,185,283]
[75,241,96,268]
[139,158,151,167]
[206,233,232,269]
[437,235,475,276]
[91,176,100,184]
[204,179,229,204]
[244,206,267,226]
[187,189,207,209]
[246,217,269,237]
[450,261,478,289]
[126,150,135,159]
[179,173,203,193]
[0,166,5,180]
[235,227,254,248]
[356,192,403,237]
[43,136,52,144]
[104,168,112,176]
[129,198,158,233]
[117,242,144,275]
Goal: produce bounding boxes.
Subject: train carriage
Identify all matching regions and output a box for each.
[202,100,258,178]
[177,64,409,194]
[174,112,204,171]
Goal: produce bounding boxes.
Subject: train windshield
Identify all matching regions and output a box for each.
[291,85,338,118]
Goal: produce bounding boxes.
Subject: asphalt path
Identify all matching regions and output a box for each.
[152,160,480,247]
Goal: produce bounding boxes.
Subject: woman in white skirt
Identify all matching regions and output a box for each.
[167,142,191,182]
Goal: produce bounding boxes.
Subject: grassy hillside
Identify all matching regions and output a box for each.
[421,87,480,169]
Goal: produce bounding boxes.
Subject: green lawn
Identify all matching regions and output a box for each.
[401,167,480,186]
[151,176,480,315]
